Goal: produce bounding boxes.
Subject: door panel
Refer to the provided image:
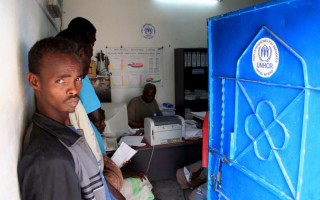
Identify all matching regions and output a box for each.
[208,1,320,199]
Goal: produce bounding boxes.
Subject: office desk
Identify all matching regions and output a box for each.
[121,139,202,181]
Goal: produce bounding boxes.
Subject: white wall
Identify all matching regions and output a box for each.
[0,0,57,199]
[63,0,269,105]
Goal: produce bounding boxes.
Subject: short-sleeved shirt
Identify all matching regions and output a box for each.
[127,96,162,124]
[80,76,101,114]
[79,76,106,155]
[91,121,106,155]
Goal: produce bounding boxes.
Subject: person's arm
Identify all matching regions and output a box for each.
[106,181,125,200]
[19,156,82,200]
[128,120,143,128]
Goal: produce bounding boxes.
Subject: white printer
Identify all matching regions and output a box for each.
[144,115,185,146]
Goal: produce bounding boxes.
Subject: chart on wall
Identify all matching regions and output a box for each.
[106,47,163,88]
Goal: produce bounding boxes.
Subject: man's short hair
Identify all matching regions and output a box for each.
[67,17,96,33]
[144,83,156,93]
[56,29,92,52]
[28,37,78,74]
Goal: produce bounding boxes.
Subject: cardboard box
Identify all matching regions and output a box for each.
[87,60,97,78]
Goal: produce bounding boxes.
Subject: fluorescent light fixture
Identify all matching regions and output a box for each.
[153,0,221,5]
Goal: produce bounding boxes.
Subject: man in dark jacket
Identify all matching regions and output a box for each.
[18,37,113,200]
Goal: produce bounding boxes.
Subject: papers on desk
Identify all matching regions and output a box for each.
[122,126,143,136]
[190,111,206,120]
[185,126,203,139]
[118,136,146,147]
[184,120,203,139]
[127,127,139,135]
[111,142,137,168]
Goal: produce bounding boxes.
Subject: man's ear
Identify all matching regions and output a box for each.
[27,72,40,90]
[79,47,85,58]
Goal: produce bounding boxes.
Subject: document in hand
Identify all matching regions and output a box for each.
[111,142,137,168]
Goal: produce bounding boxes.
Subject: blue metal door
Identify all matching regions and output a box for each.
[207,0,320,199]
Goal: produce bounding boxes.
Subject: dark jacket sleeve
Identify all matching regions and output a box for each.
[18,152,81,200]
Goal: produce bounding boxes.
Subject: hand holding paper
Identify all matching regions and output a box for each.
[111,142,137,168]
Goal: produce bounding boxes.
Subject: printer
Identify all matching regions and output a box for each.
[144,115,185,146]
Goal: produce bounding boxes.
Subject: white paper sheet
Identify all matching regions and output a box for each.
[185,126,203,139]
[183,166,191,182]
[190,111,206,120]
[118,136,145,147]
[111,142,137,168]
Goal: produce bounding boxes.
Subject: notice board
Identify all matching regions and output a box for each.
[106,47,163,88]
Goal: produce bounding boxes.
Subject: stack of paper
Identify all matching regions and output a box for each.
[184,120,203,139]
[190,111,206,120]
[118,136,145,147]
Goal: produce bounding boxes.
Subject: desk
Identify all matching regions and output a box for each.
[121,139,202,181]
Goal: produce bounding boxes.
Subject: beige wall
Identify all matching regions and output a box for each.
[0,0,57,199]
[63,0,270,105]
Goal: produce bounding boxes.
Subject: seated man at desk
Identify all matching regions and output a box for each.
[127,83,162,128]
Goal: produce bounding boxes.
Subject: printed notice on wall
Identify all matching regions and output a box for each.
[106,47,163,88]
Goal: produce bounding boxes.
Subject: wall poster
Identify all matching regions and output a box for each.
[106,47,163,88]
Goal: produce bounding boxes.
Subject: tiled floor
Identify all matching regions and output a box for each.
[151,179,192,200]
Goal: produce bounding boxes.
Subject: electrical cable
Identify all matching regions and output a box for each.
[146,145,155,174]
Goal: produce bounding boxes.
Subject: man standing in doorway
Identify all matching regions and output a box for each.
[18,37,113,200]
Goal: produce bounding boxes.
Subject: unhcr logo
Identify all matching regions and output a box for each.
[252,37,279,78]
[141,23,156,39]
[259,45,272,62]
